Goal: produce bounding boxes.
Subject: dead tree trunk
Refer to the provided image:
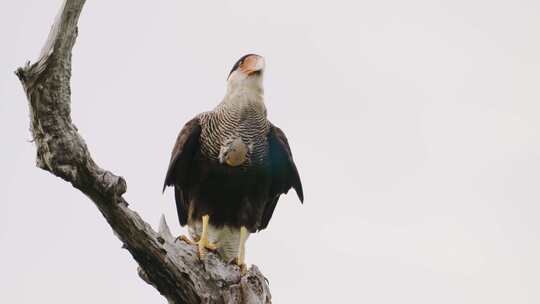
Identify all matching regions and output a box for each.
[14,1,271,303]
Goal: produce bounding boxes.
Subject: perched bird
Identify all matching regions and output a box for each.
[163,54,303,272]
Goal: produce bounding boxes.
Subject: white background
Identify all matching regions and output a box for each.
[1,0,539,303]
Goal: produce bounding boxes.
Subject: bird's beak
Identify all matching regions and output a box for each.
[241,55,265,76]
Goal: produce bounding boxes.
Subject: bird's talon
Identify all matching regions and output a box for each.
[235,256,247,275]
[177,235,195,245]
[197,238,218,260]
[238,262,247,275]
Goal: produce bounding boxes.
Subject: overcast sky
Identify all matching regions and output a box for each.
[2,0,540,303]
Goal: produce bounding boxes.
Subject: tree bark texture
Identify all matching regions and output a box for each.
[15,1,271,303]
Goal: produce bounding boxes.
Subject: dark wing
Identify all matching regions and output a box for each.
[163,117,201,226]
[259,123,303,230]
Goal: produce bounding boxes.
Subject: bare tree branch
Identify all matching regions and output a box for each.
[15,1,271,303]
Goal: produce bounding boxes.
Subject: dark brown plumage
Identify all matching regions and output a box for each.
[163,118,303,232]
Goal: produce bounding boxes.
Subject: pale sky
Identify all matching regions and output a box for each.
[1,0,540,303]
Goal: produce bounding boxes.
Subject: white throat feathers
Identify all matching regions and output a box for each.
[223,73,264,109]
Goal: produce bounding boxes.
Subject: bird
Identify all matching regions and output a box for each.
[163,54,303,273]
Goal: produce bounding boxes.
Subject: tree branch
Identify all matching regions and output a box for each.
[15,1,271,303]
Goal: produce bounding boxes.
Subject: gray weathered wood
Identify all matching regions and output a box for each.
[15,1,271,303]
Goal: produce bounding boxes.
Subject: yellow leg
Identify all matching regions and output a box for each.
[197,214,218,259]
[236,226,248,275]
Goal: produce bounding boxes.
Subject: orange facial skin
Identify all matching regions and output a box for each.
[239,55,261,75]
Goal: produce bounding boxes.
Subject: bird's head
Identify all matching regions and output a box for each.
[227,54,265,91]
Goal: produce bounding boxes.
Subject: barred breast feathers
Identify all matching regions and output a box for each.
[199,83,270,165]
